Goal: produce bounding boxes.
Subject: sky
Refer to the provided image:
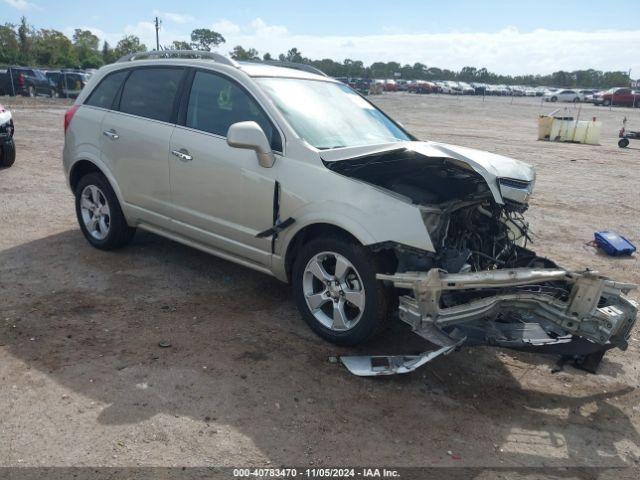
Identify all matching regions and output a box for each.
[3,0,639,76]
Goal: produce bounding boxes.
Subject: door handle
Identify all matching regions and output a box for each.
[103,129,119,140]
[171,149,193,162]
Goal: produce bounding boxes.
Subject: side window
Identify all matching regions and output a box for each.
[186,71,282,151]
[119,68,184,122]
[85,70,129,109]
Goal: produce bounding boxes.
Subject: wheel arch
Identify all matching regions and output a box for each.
[69,159,125,206]
[283,223,364,284]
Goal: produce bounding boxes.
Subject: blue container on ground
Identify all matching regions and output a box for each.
[594,231,636,256]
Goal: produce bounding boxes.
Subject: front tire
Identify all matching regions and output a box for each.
[292,235,393,346]
[0,139,16,168]
[75,172,135,250]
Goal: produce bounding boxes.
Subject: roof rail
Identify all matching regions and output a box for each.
[116,50,239,68]
[255,60,328,77]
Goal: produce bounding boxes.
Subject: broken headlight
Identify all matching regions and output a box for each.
[498,178,533,205]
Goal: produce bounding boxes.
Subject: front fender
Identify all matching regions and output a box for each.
[275,198,433,258]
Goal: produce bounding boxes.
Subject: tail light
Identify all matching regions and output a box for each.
[64,105,80,133]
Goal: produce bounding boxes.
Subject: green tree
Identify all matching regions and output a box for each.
[17,16,33,63]
[73,29,102,68]
[101,41,115,64]
[33,29,78,67]
[262,52,272,61]
[229,45,259,60]
[284,47,303,63]
[114,35,147,59]
[72,29,99,50]
[171,40,192,50]
[190,28,225,51]
[0,23,20,64]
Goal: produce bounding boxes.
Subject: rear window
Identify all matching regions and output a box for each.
[85,70,129,109]
[119,68,183,123]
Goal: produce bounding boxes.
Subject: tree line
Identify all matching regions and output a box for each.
[0,17,631,88]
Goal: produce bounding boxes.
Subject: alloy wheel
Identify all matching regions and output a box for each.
[80,185,111,240]
[302,251,366,331]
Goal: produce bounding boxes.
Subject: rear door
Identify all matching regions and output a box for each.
[72,70,130,183]
[100,66,186,229]
[168,69,282,266]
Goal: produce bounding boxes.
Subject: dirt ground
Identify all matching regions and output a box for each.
[0,93,639,471]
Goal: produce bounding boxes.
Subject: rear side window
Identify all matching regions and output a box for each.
[85,71,128,109]
[119,68,183,122]
[185,71,281,151]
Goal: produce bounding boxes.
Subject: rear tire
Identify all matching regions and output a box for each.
[75,172,135,250]
[292,235,393,346]
[618,138,630,148]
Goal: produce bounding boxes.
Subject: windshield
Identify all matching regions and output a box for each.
[255,77,411,149]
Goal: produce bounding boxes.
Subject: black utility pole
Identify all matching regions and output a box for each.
[154,16,161,51]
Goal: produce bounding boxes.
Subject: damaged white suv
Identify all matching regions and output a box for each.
[63,51,637,376]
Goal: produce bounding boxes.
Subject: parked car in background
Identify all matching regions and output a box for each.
[45,69,90,98]
[434,81,451,94]
[577,89,598,102]
[524,87,538,97]
[408,80,436,94]
[0,67,56,97]
[470,82,487,95]
[458,82,475,95]
[395,80,410,92]
[484,84,502,95]
[445,81,463,94]
[592,88,640,107]
[383,79,397,92]
[352,78,372,95]
[544,89,580,102]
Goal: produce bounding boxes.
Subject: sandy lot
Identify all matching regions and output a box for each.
[0,93,639,471]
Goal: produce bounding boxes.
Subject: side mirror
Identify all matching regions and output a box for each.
[226,121,275,168]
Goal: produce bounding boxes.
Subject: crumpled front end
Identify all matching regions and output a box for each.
[329,143,637,376]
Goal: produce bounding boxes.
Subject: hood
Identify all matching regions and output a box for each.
[320,141,536,205]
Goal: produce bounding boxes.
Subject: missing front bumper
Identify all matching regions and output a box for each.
[338,268,638,377]
[377,268,637,350]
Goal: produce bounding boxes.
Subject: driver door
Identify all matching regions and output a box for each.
[168,69,282,267]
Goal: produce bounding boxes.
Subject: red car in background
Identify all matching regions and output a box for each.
[408,80,437,94]
[592,87,640,107]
